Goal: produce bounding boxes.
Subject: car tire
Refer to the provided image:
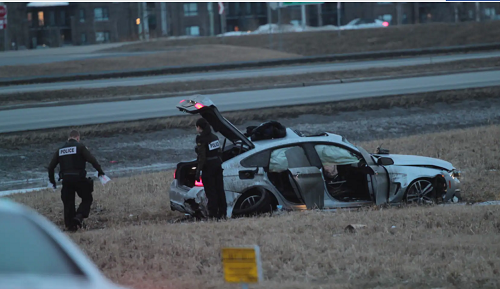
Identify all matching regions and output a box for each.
[232,188,273,217]
[404,178,437,205]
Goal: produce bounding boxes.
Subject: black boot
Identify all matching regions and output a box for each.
[73,214,83,229]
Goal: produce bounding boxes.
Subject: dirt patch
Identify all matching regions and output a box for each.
[2,57,500,107]
[0,45,300,78]
[101,21,500,56]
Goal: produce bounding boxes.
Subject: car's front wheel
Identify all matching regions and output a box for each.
[405,179,437,205]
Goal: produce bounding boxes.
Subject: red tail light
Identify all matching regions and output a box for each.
[194,103,205,109]
[195,180,203,187]
[173,169,176,179]
[180,99,186,103]
[382,21,389,27]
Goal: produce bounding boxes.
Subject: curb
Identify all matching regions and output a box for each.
[1,42,500,86]
[1,66,499,112]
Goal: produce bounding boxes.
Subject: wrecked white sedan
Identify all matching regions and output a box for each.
[170,96,462,218]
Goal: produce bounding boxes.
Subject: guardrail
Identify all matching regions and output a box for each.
[1,42,500,87]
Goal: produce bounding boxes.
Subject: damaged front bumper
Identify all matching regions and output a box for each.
[442,172,461,202]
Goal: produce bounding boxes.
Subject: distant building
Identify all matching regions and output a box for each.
[2,2,500,51]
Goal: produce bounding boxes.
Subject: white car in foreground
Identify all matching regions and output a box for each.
[0,199,130,289]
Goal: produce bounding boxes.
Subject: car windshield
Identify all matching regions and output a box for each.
[346,19,359,25]
[0,211,84,277]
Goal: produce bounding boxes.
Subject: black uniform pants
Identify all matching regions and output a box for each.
[61,178,94,228]
[202,159,227,219]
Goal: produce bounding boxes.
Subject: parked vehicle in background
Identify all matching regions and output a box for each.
[0,199,130,289]
[341,18,390,30]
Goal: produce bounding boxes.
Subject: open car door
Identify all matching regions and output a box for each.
[288,167,325,209]
[284,146,325,209]
[176,95,255,150]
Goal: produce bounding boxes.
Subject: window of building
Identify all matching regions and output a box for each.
[183,3,198,16]
[27,12,33,27]
[95,31,111,43]
[60,10,66,26]
[38,11,44,26]
[185,26,200,36]
[79,9,85,22]
[234,2,241,15]
[245,2,252,15]
[81,33,87,44]
[485,7,496,19]
[94,7,109,21]
[256,3,265,15]
[49,11,55,26]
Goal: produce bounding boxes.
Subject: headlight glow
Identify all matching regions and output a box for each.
[451,170,461,179]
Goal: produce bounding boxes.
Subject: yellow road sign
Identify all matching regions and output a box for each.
[222,246,263,284]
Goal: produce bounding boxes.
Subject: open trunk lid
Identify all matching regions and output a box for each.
[176,95,255,149]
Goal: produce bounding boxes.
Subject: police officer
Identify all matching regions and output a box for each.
[48,130,105,231]
[194,118,227,220]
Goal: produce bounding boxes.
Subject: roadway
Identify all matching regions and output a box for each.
[1,70,499,133]
[1,51,500,95]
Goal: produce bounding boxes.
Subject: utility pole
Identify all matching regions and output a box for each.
[475,2,480,22]
[396,3,403,25]
[278,6,282,51]
[301,4,306,30]
[137,2,143,40]
[161,2,168,36]
[337,2,341,37]
[267,3,273,49]
[317,4,322,27]
[208,2,214,36]
[220,3,226,34]
[142,2,149,40]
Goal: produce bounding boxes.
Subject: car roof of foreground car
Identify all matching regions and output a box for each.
[250,128,359,151]
[0,198,129,289]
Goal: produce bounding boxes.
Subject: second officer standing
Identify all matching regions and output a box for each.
[194,118,227,220]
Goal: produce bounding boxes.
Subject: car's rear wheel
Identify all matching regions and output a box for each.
[405,179,437,205]
[232,188,273,217]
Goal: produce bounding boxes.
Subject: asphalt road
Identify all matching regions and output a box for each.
[0,51,159,66]
[2,70,500,133]
[1,51,500,95]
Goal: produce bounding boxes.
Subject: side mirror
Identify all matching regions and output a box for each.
[377,157,394,166]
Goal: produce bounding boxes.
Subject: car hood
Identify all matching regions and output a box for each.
[375,154,455,171]
[176,95,255,149]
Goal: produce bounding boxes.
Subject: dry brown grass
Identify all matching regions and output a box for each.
[102,21,500,56]
[0,45,299,78]
[358,125,500,203]
[4,124,500,289]
[8,172,182,230]
[2,57,500,107]
[2,86,500,147]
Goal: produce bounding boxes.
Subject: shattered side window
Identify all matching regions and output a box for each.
[314,144,361,166]
[240,150,271,168]
[269,146,310,172]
